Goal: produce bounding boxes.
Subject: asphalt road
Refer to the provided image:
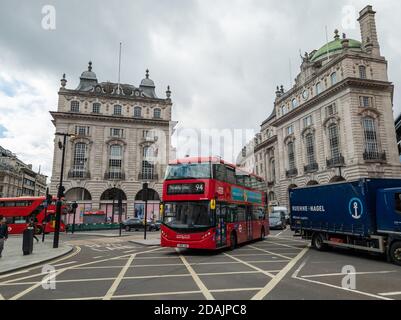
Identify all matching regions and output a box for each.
[1,228,400,300]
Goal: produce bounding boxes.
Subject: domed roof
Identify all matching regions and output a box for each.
[140,69,155,87]
[80,61,97,80]
[311,31,362,62]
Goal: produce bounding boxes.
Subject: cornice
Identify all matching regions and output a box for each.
[50,111,171,127]
[254,135,278,153]
[58,89,172,105]
[271,78,392,127]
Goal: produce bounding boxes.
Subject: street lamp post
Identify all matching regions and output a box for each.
[143,183,149,240]
[53,132,73,249]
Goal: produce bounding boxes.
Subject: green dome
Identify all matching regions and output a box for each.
[311,38,362,62]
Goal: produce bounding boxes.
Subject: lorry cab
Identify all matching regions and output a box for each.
[376,188,401,234]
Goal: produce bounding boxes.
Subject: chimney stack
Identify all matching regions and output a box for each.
[358,5,381,56]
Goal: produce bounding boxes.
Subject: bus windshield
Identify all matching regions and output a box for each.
[165,163,211,180]
[163,202,214,230]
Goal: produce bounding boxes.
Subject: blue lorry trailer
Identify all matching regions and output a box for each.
[290,178,401,265]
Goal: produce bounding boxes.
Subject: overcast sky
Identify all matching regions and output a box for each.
[1,0,400,178]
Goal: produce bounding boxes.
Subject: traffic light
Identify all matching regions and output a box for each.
[46,194,53,206]
[57,186,65,199]
[142,183,148,201]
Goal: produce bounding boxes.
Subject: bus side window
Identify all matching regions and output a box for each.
[395,193,401,214]
[237,206,246,221]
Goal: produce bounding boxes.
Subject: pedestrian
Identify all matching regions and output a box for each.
[0,216,8,258]
[28,218,40,243]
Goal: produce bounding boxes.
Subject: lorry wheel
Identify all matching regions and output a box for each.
[312,233,327,251]
[230,232,237,250]
[390,241,401,266]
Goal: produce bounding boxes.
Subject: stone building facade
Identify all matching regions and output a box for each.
[49,63,176,224]
[0,145,47,198]
[237,5,401,207]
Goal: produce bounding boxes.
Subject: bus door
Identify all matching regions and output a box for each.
[246,206,253,240]
[216,205,227,248]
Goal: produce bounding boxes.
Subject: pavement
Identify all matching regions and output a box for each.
[0,235,73,275]
[1,228,400,300]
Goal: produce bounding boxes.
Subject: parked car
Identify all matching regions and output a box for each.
[154,220,162,231]
[269,211,287,230]
[122,218,158,232]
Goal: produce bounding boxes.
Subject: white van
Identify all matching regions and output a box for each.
[272,206,289,224]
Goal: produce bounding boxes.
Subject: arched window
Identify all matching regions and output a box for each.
[363,117,379,158]
[328,123,340,160]
[113,105,122,116]
[330,72,337,85]
[108,145,123,179]
[134,106,142,118]
[270,159,276,182]
[287,142,296,170]
[72,143,87,177]
[71,101,80,112]
[153,108,161,119]
[359,65,367,79]
[291,98,298,109]
[305,133,316,166]
[316,82,322,95]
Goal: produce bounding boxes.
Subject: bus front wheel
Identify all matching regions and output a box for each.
[230,232,237,251]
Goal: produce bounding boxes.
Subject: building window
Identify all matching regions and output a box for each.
[71,101,80,112]
[73,143,87,177]
[92,103,101,113]
[360,96,372,108]
[286,125,294,136]
[305,134,315,165]
[113,105,122,116]
[303,115,313,128]
[281,105,287,116]
[109,145,123,178]
[110,128,124,138]
[287,142,296,170]
[316,82,322,95]
[330,72,337,85]
[154,108,161,119]
[141,160,155,179]
[291,98,298,109]
[134,106,142,118]
[325,103,337,118]
[270,159,275,182]
[328,123,340,160]
[359,65,367,79]
[363,117,379,156]
[75,126,90,136]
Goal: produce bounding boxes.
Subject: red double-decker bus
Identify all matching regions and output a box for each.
[0,196,67,234]
[161,157,269,250]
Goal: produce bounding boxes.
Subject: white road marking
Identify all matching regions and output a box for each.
[378,291,401,296]
[251,246,309,300]
[249,245,293,260]
[274,229,287,237]
[301,270,398,278]
[92,256,104,259]
[260,241,301,249]
[224,253,275,278]
[292,259,393,300]
[210,287,263,293]
[53,261,78,267]
[177,249,215,300]
[0,294,4,300]
[103,247,163,300]
[0,246,81,281]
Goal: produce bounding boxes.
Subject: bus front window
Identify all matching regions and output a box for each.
[165,163,211,180]
[164,202,214,231]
